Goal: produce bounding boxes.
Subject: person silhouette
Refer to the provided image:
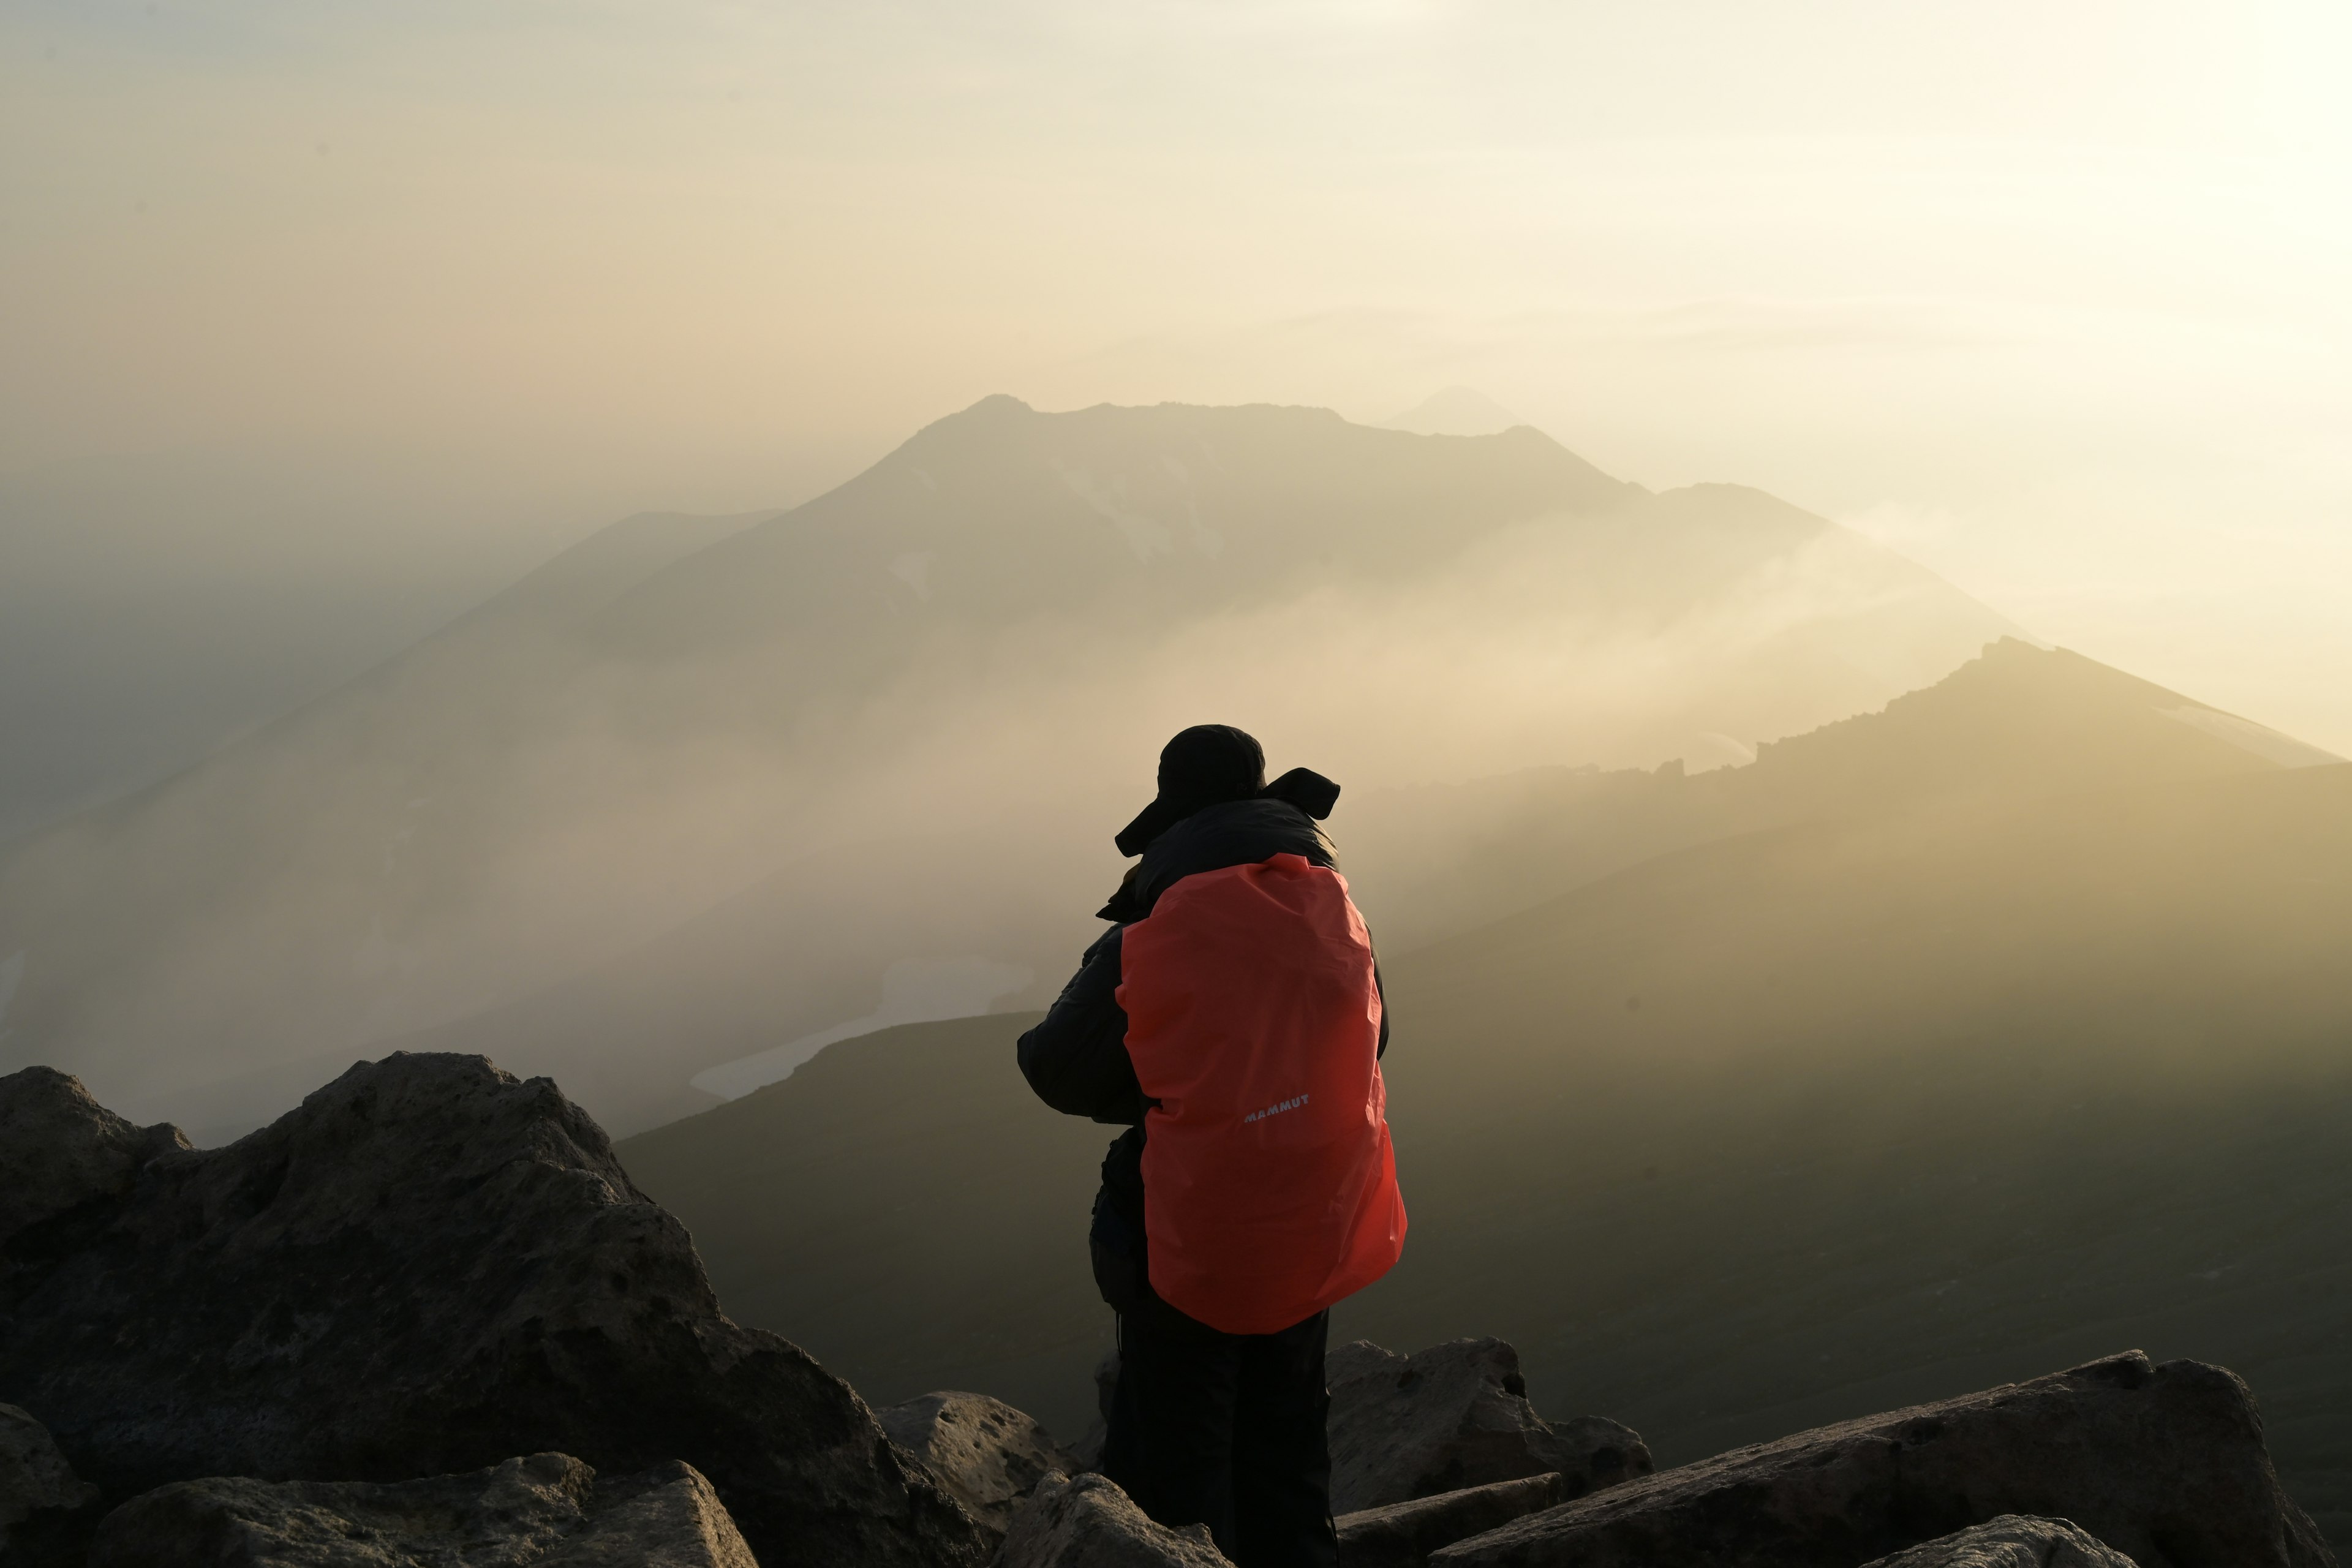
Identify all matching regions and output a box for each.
[1019,725,1404,1568]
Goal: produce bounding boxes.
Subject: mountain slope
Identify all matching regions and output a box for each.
[1381,387,1527,437]
[429,641,2308,1142]
[1343,635,2322,948]
[0,454,611,843]
[615,650,2352,1536]
[0,398,2013,1135]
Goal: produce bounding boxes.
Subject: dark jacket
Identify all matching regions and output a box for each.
[1017,798,1387,1311]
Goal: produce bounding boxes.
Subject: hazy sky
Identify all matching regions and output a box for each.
[7,1,2349,748]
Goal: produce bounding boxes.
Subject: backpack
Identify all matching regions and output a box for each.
[1116,853,1406,1335]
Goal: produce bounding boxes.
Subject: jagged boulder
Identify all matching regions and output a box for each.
[879,1391,1077,1535]
[1326,1339,1650,1513]
[1432,1353,2334,1568]
[1002,1471,1231,1568]
[1337,1473,1569,1568]
[0,1057,987,1568]
[0,1065,186,1243]
[2,1403,103,1567]
[1860,1515,2139,1568]
[89,1452,755,1567]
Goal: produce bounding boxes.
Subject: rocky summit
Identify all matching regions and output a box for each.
[1001,1472,1231,1568]
[1,1402,103,1567]
[88,1452,756,1568]
[878,1392,1078,1538]
[1859,1515,2142,1568]
[1430,1352,2332,1568]
[0,1053,2338,1568]
[1325,1338,1651,1513]
[0,1057,987,1568]
[1335,1474,1572,1568]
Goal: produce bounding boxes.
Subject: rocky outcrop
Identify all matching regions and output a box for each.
[1860,1515,2139,1568]
[0,1055,987,1568]
[1,1403,103,1567]
[1001,1471,1231,1568]
[88,1452,755,1567]
[1326,1339,1651,1513]
[1336,1473,1569,1568]
[0,1066,185,1244]
[1433,1353,2334,1568]
[878,1391,1076,1535]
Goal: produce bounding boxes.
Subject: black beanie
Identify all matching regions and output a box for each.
[1114,726,1340,856]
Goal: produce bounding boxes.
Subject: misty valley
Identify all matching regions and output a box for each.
[4,400,2346,1566]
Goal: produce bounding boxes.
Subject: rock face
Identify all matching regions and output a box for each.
[878,1390,1076,1535]
[0,1056,987,1568]
[1336,1473,1569,1568]
[1433,1353,2335,1568]
[1326,1339,1651,1513]
[0,1065,186,1243]
[1,1402,103,1567]
[1860,1515,2139,1568]
[1001,1471,1231,1568]
[88,1452,755,1567]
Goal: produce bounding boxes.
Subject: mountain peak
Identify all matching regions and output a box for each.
[1381,387,1527,437]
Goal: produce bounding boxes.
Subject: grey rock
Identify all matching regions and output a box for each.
[1326,1339,1650,1513]
[1433,1352,2334,1568]
[0,1055,986,1568]
[88,1452,756,1567]
[1337,1473,1569,1568]
[1,1402,103,1567]
[879,1391,1076,1536]
[540,1461,758,1567]
[0,1066,185,1245]
[1861,1515,2138,1568]
[1001,1471,1231,1568]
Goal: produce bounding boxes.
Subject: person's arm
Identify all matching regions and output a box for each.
[1017,928,1148,1124]
[1375,957,1390,1060]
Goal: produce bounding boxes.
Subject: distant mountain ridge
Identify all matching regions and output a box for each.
[592,396,1634,663]
[1381,387,1528,437]
[1341,635,2331,949]
[0,395,2019,1136]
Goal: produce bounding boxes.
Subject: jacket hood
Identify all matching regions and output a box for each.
[1098,796,1338,923]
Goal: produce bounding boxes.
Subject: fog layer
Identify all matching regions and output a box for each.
[0,399,2017,1137]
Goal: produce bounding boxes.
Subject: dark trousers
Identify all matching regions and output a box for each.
[1101,1294,1338,1568]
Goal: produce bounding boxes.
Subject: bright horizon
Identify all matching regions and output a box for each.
[6,1,2350,752]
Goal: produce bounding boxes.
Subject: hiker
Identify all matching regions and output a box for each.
[1017,725,1406,1568]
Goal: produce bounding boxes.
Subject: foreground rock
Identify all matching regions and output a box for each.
[0,1065,186,1242]
[1003,1471,1231,1568]
[879,1391,1076,1535]
[90,1452,754,1567]
[1326,1339,1651,1513]
[0,1058,986,1568]
[1861,1515,2138,1568]
[1,1403,102,1567]
[1337,1474,1569,1568]
[1433,1353,2334,1568]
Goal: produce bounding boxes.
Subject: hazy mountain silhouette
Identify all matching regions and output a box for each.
[0,397,2015,1137]
[0,454,610,843]
[616,643,2352,1535]
[1381,387,1528,437]
[364,638,2311,1141]
[1341,635,2332,948]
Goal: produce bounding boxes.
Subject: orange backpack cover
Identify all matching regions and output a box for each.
[1117,853,1406,1334]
